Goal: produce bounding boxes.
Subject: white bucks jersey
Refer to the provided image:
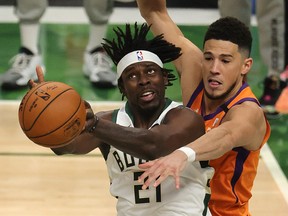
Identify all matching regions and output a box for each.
[105,99,214,216]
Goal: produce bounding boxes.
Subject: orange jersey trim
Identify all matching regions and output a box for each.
[187,81,271,216]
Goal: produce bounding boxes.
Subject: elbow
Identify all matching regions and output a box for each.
[51,148,65,156]
[50,144,75,155]
[139,10,157,26]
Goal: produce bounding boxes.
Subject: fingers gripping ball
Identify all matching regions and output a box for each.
[18,82,86,148]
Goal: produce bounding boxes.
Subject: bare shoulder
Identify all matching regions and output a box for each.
[224,101,268,150]
[160,105,205,144]
[229,101,264,119]
[165,105,204,124]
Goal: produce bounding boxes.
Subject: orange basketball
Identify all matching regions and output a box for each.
[18,81,86,148]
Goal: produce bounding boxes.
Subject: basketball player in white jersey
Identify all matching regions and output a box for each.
[30,23,214,215]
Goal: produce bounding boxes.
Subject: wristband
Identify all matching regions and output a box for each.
[89,115,99,133]
[178,147,196,162]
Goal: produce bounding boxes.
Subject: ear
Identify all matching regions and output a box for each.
[164,75,169,86]
[162,69,169,86]
[241,57,253,76]
[118,80,126,96]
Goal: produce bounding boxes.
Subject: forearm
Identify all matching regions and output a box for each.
[188,126,235,161]
[51,132,101,155]
[91,118,164,160]
[188,103,269,161]
[137,0,183,37]
[137,0,202,82]
[136,0,166,20]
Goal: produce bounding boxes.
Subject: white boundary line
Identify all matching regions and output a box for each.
[261,144,288,204]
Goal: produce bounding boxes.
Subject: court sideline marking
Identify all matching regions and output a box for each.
[261,144,288,203]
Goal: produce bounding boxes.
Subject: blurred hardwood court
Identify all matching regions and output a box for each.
[1,101,288,216]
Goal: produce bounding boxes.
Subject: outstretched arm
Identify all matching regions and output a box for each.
[136,0,203,104]
[139,102,269,189]
[30,67,205,159]
[90,106,205,160]
[53,105,205,160]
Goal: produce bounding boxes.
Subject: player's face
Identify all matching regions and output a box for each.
[202,39,251,101]
[120,62,168,112]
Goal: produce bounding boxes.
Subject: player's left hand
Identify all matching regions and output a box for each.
[28,65,45,89]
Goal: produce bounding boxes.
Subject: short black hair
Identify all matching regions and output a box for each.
[102,22,182,86]
[204,17,252,56]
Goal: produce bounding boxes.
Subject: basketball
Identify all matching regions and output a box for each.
[18,81,86,148]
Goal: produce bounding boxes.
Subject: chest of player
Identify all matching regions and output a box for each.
[110,148,148,172]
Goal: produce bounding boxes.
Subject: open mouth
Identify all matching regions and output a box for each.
[140,91,155,101]
[208,78,222,88]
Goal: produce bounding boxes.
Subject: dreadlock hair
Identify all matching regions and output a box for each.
[204,16,252,57]
[102,22,182,87]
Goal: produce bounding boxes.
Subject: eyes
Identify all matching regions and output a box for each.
[204,54,232,64]
[126,68,157,80]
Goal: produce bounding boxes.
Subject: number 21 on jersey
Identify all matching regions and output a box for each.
[134,171,161,204]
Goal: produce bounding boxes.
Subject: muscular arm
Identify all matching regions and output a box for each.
[136,0,203,104]
[192,102,268,161]
[91,106,205,160]
[52,106,205,160]
[139,102,269,189]
[51,132,101,155]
